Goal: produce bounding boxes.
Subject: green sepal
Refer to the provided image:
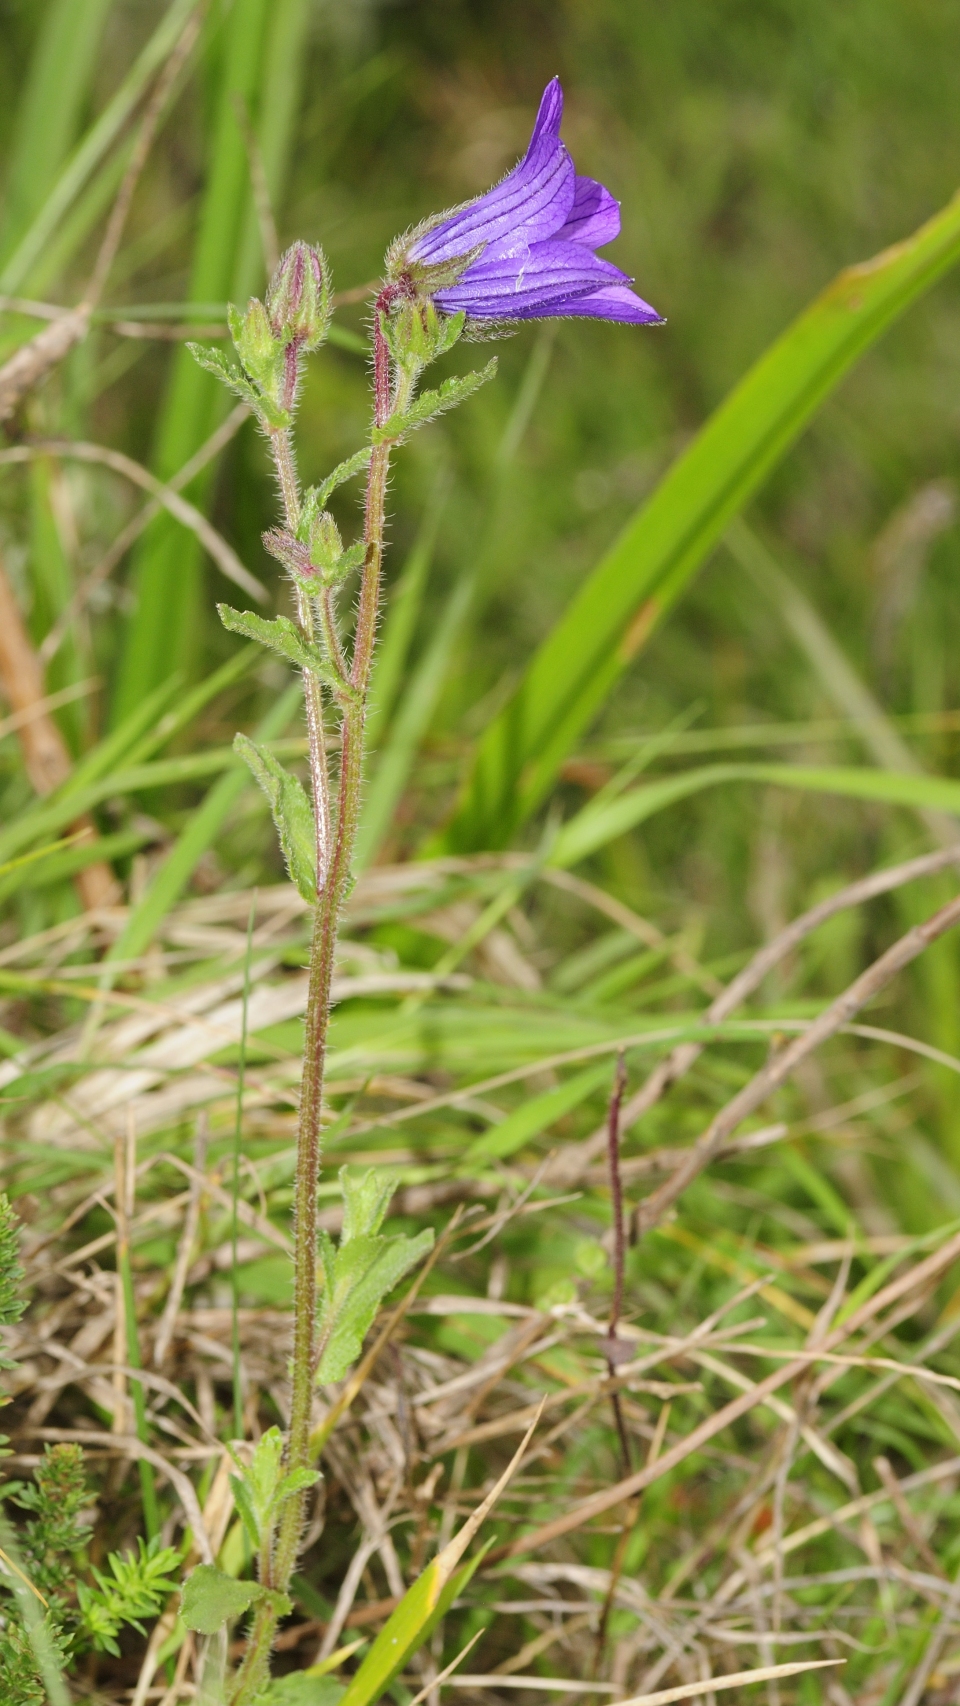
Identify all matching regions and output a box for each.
[324,540,367,584]
[297,505,368,586]
[372,360,496,444]
[181,1564,291,1635]
[228,297,285,398]
[379,299,466,374]
[234,734,317,903]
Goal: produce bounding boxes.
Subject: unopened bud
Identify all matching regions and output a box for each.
[229,297,284,395]
[381,295,466,375]
[308,509,343,572]
[266,242,331,352]
[263,527,313,580]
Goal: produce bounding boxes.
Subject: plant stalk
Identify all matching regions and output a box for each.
[230,297,411,1706]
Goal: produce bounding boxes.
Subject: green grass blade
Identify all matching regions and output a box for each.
[365,477,449,754]
[233,0,314,293]
[339,1415,540,1706]
[548,762,960,872]
[113,0,303,722]
[61,678,182,796]
[118,1229,160,1540]
[0,0,114,269]
[444,186,960,851]
[0,828,150,904]
[356,571,473,870]
[0,1518,70,1706]
[463,1061,612,1164]
[103,681,301,964]
[0,0,205,294]
[727,519,926,777]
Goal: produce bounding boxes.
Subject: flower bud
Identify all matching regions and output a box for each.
[266,242,331,352]
[229,296,284,394]
[308,509,343,573]
[381,295,466,377]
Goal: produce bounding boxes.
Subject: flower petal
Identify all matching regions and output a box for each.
[528,76,564,147]
[555,175,621,247]
[408,81,575,267]
[434,238,629,317]
[410,143,574,266]
[513,282,664,324]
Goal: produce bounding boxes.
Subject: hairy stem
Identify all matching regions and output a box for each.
[230,299,412,1706]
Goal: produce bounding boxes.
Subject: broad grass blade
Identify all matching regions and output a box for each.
[0,0,204,294]
[105,681,301,965]
[114,0,311,723]
[0,0,114,269]
[445,187,960,851]
[356,572,473,869]
[338,1411,542,1706]
[547,759,960,871]
[463,1061,611,1164]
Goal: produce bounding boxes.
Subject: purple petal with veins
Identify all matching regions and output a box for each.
[556,176,621,247]
[404,77,662,328]
[435,240,628,317]
[512,283,662,324]
[409,139,575,267]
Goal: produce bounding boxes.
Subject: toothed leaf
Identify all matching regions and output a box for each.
[307,448,373,513]
[315,1168,433,1386]
[372,360,496,444]
[218,605,320,672]
[182,1565,270,1634]
[234,734,317,902]
[186,343,290,428]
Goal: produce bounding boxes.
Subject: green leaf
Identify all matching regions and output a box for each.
[443,185,960,851]
[309,448,373,510]
[181,1565,263,1634]
[463,1062,613,1164]
[545,760,960,872]
[372,361,497,444]
[185,341,271,416]
[228,1427,319,1552]
[234,733,317,902]
[315,1168,434,1385]
[341,1166,396,1241]
[218,605,320,673]
[264,1679,345,1706]
[316,1228,434,1385]
[220,603,356,695]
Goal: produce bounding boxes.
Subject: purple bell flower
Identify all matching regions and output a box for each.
[404,78,662,327]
